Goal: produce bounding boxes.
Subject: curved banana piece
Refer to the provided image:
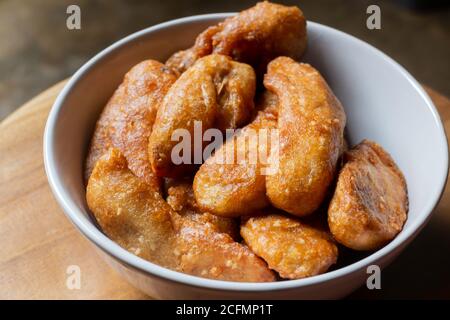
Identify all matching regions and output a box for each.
[166,1,307,77]
[193,91,277,217]
[85,60,177,188]
[264,57,346,217]
[149,54,256,178]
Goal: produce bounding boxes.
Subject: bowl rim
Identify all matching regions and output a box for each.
[44,13,449,292]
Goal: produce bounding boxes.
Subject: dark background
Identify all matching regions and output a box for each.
[0,0,449,299]
[0,0,449,121]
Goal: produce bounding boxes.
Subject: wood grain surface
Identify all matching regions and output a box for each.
[0,81,449,299]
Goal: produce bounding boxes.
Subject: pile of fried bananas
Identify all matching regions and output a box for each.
[85,2,408,282]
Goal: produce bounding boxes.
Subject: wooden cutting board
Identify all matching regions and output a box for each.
[1,81,449,299]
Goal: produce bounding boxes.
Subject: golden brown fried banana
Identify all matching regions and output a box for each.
[166,1,307,76]
[264,58,346,217]
[87,149,273,281]
[177,219,276,282]
[149,54,256,178]
[85,60,177,187]
[166,180,239,240]
[328,140,408,251]
[241,213,338,279]
[86,148,178,268]
[193,91,278,217]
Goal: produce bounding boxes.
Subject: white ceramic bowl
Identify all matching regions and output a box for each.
[44,13,448,299]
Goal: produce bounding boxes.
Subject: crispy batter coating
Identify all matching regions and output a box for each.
[149,54,256,178]
[87,149,273,281]
[264,57,346,217]
[176,218,276,282]
[328,140,408,251]
[166,181,273,281]
[193,91,278,217]
[86,148,179,268]
[166,180,239,240]
[241,213,338,279]
[85,60,177,187]
[166,1,307,76]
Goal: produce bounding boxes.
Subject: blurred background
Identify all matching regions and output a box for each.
[0,0,449,121]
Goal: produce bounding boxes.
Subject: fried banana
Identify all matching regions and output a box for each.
[166,1,307,76]
[86,148,178,268]
[264,57,346,217]
[85,60,177,187]
[193,91,278,217]
[328,140,408,251]
[149,54,256,178]
[177,218,276,282]
[241,212,338,279]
